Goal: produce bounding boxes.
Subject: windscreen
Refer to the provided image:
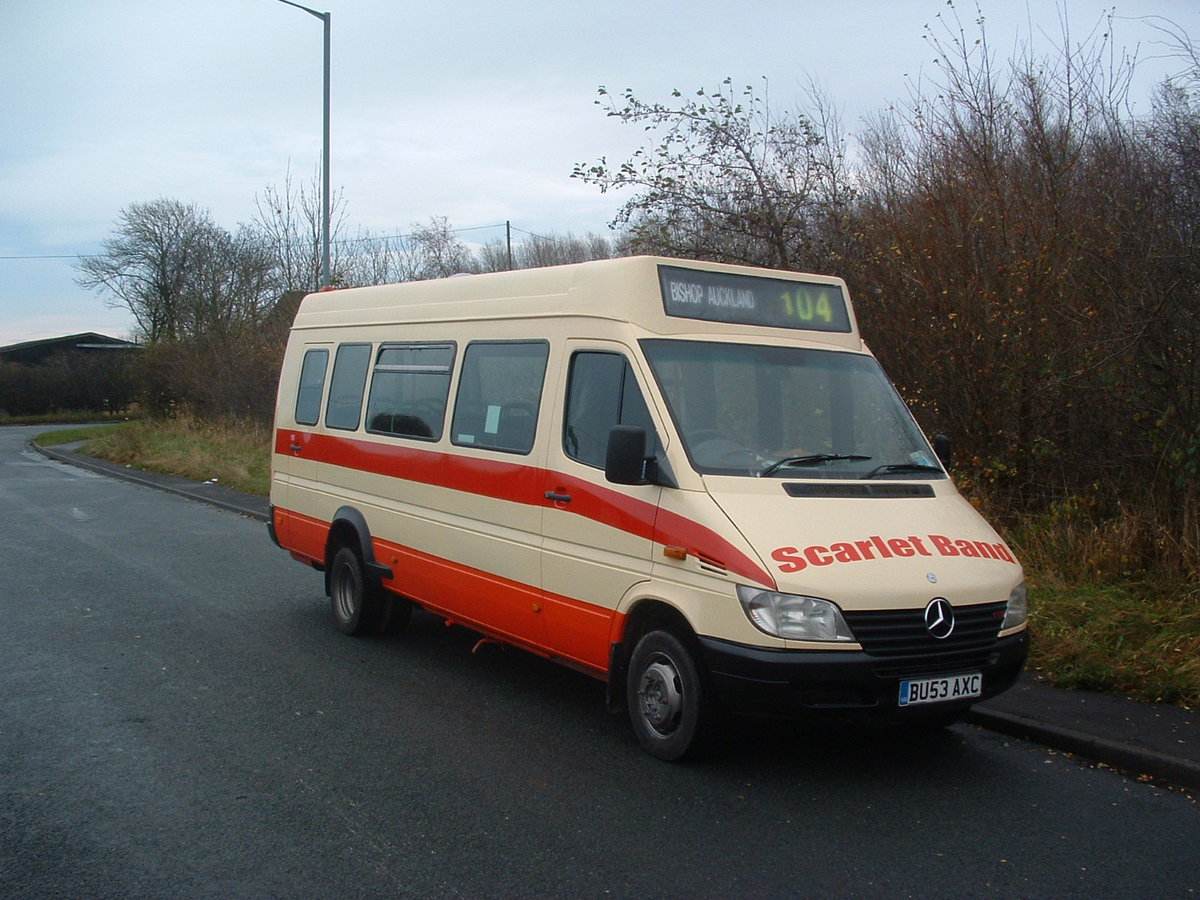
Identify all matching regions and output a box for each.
[641,340,943,480]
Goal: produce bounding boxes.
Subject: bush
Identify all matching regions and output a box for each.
[0,352,135,416]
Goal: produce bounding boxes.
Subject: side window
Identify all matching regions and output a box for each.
[325,343,372,431]
[294,348,329,426]
[451,341,549,454]
[365,343,455,441]
[564,351,657,468]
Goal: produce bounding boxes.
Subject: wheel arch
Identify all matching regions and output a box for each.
[606,594,696,712]
[323,506,393,596]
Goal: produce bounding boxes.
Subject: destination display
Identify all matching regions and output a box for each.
[658,265,852,333]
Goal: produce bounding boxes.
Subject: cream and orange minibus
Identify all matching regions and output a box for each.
[268,256,1028,759]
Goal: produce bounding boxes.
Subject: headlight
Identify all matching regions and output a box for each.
[1002,581,1028,630]
[737,586,855,641]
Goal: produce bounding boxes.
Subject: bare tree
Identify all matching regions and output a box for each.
[573,77,851,270]
[476,230,625,272]
[76,198,285,419]
[76,199,272,343]
[251,166,348,293]
[336,217,477,285]
[848,0,1200,553]
[407,216,479,279]
[338,227,413,286]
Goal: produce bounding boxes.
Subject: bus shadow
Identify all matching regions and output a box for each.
[282,601,994,779]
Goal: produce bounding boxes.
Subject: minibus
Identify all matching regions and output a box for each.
[268,256,1028,759]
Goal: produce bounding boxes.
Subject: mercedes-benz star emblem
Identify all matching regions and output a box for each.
[924,597,955,639]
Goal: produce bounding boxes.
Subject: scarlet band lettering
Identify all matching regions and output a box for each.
[771,534,1017,572]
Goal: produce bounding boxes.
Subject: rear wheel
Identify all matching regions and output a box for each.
[329,546,389,636]
[626,628,711,761]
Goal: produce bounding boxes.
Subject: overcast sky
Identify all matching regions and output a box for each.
[2,0,1196,345]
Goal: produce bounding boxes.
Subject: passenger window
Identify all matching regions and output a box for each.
[294,348,329,426]
[564,352,657,468]
[365,343,455,440]
[451,341,549,454]
[325,343,372,430]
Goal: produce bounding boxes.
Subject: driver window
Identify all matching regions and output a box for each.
[564,351,657,469]
[450,341,549,454]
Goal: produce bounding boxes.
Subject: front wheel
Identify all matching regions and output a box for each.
[626,629,711,761]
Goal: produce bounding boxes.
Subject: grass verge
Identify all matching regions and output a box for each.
[1026,580,1200,706]
[40,416,272,497]
[2,411,133,427]
[1008,496,1200,705]
[35,422,137,447]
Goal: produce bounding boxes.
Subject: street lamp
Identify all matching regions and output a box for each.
[276,0,331,289]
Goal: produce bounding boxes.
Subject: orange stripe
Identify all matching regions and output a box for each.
[275,429,775,587]
[276,508,332,566]
[274,507,613,676]
[374,535,615,676]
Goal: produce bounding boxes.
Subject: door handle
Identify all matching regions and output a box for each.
[544,491,572,503]
[290,443,303,454]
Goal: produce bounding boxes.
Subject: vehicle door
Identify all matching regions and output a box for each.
[541,343,664,673]
[439,339,552,650]
[273,343,333,545]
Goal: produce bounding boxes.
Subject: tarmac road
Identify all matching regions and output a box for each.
[2,424,1197,898]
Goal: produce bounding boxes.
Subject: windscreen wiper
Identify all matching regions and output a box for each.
[862,462,944,479]
[757,454,871,477]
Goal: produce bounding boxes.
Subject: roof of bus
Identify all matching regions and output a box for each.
[291,255,862,348]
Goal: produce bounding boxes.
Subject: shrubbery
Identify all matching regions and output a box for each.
[0,351,135,417]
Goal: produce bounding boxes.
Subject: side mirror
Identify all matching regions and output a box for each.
[605,425,649,485]
[933,434,952,469]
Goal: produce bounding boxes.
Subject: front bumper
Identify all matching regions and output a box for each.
[699,629,1029,720]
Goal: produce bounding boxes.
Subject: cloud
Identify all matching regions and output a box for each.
[3,0,1196,344]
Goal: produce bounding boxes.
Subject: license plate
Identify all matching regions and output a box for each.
[899,672,982,707]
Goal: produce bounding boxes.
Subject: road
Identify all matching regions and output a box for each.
[1,424,1196,898]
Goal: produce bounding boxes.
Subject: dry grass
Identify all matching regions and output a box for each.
[73,415,272,496]
[1001,495,1200,705]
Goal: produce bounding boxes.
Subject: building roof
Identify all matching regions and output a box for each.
[0,332,139,364]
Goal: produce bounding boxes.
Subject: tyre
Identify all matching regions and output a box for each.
[328,546,387,636]
[626,628,711,761]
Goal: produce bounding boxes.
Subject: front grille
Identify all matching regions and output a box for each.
[843,601,1006,658]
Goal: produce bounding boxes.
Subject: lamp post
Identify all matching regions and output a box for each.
[276,0,331,289]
